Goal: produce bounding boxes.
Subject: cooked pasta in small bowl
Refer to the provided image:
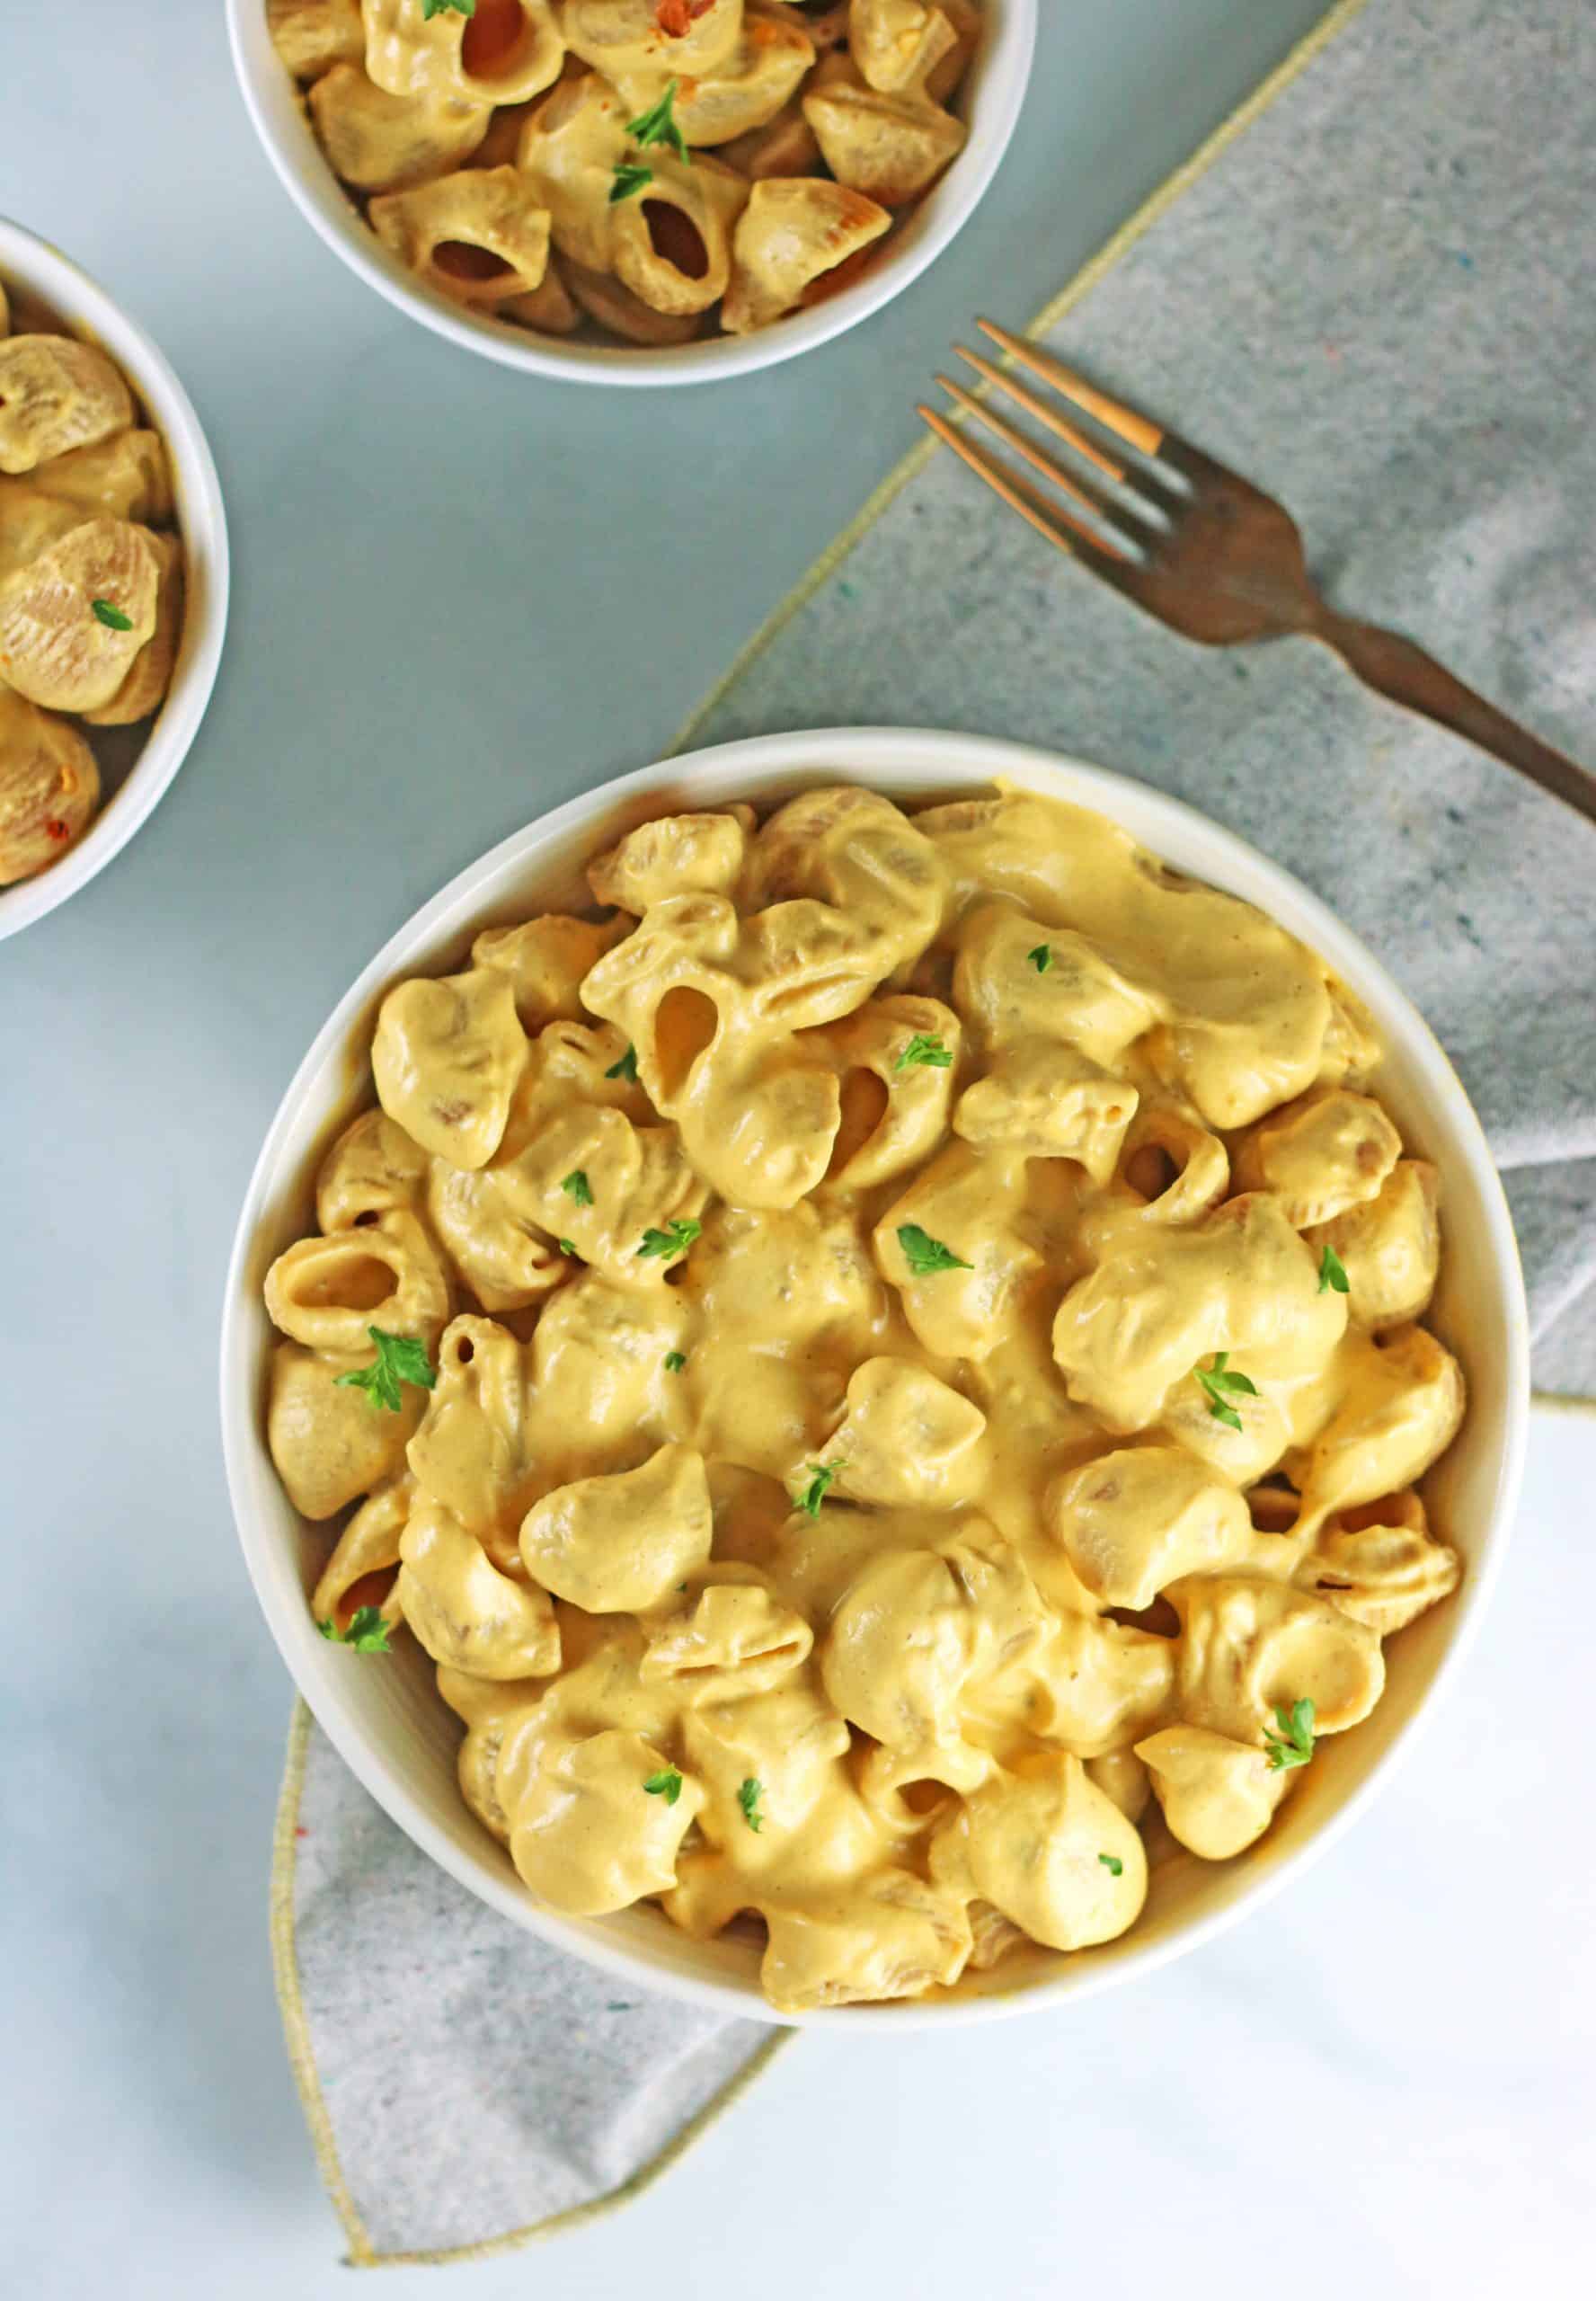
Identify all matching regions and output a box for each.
[222,728,1527,2023]
[0,219,227,940]
[228,2,1037,381]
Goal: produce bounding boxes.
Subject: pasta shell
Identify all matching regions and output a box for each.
[0,335,133,475]
[0,684,100,884]
[802,74,965,206]
[364,0,564,107]
[560,258,704,345]
[25,429,172,524]
[723,176,891,331]
[849,0,958,95]
[0,516,163,713]
[607,7,816,147]
[83,530,183,725]
[561,0,743,81]
[266,0,366,80]
[369,165,554,307]
[309,64,492,191]
[0,484,84,584]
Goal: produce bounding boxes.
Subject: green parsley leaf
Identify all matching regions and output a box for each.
[1317,1242,1350,1295]
[737,1777,764,1833]
[794,1459,847,1518]
[664,1350,687,1373]
[1098,1852,1123,1876]
[1027,944,1053,973]
[557,1238,580,1257]
[92,598,133,632]
[1193,1349,1259,1433]
[897,1222,972,1275]
[421,0,474,19]
[895,1032,953,1072]
[333,1327,437,1414]
[562,1168,594,1207]
[1263,1697,1317,1772]
[609,162,654,204]
[606,1042,639,1082]
[625,78,690,164]
[318,1605,393,1654]
[643,1768,683,1805]
[636,1216,701,1261]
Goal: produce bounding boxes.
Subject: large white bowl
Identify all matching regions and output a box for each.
[226,0,1037,386]
[220,728,1529,2026]
[0,219,228,942]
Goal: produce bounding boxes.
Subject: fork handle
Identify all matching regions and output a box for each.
[1317,612,1596,827]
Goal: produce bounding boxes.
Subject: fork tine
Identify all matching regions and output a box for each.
[953,343,1126,481]
[975,319,1165,458]
[932,377,1145,561]
[916,404,1136,570]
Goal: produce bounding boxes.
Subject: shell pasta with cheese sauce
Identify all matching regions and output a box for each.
[0,276,186,884]
[262,783,1465,2012]
[267,1,982,348]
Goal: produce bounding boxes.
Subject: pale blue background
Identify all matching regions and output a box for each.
[11,5,1591,2297]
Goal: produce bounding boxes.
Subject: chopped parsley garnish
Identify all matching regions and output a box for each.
[1264,1698,1316,1772]
[895,1032,953,1072]
[606,1043,639,1081]
[318,1605,392,1653]
[636,1216,701,1261]
[664,1350,687,1373]
[1026,943,1053,973]
[737,1777,764,1833]
[91,598,133,631]
[643,1768,683,1805]
[333,1327,436,1414]
[1193,1350,1258,1432]
[897,1222,971,1275]
[625,79,690,164]
[1317,1242,1350,1295]
[421,0,474,19]
[609,162,654,204]
[557,1238,580,1257]
[561,1168,593,1207]
[794,1459,846,1518]
[1098,1852,1123,1876]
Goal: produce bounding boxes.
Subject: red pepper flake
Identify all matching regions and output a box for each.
[295,1826,308,1839]
[45,817,70,841]
[655,0,714,34]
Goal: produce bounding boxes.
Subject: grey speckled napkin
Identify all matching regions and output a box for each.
[275,1709,781,2266]
[279,0,1595,2267]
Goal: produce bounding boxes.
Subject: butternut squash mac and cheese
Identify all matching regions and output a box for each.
[263,784,1465,2011]
[268,1,981,346]
[0,277,186,884]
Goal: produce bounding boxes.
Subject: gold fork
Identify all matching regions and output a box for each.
[919,320,1596,829]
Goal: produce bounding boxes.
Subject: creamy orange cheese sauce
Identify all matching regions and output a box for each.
[263,783,1465,2011]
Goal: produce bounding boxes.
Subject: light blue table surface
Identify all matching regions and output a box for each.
[26,7,1591,2298]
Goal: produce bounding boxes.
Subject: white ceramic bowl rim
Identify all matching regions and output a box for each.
[225,0,1039,386]
[221,727,1530,2027]
[0,218,229,941]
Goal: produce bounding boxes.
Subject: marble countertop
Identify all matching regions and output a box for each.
[4,3,1591,2294]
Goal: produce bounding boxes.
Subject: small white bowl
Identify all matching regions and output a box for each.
[0,220,228,943]
[221,728,1529,2027]
[226,1,1038,386]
